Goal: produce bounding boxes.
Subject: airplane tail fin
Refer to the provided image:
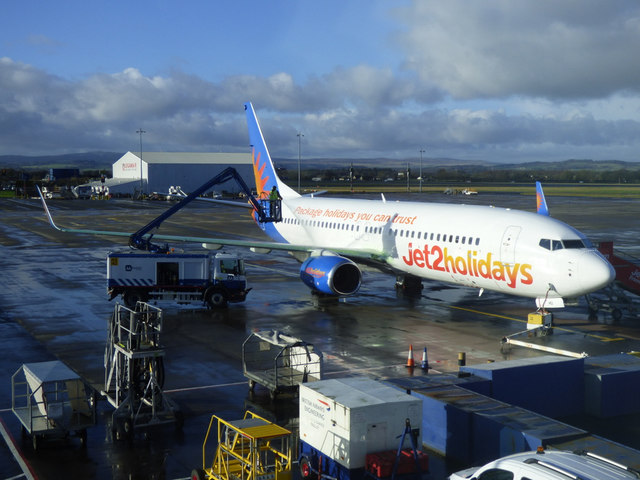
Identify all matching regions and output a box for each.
[244,102,299,199]
[536,181,550,216]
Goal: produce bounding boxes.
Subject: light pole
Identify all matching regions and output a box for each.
[137,128,146,199]
[419,149,425,193]
[297,132,304,193]
[406,162,410,192]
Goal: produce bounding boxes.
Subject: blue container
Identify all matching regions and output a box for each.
[383,374,491,396]
[405,384,505,462]
[472,406,587,464]
[584,354,640,418]
[460,355,584,417]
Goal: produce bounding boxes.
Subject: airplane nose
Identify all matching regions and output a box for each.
[578,251,616,294]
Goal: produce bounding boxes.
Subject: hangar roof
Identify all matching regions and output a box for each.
[126,152,251,165]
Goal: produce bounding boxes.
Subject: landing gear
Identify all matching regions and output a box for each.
[395,274,423,296]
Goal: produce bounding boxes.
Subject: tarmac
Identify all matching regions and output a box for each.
[1,191,640,479]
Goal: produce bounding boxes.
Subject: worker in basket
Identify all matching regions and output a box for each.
[269,186,282,219]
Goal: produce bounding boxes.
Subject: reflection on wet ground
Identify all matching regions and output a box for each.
[1,193,639,478]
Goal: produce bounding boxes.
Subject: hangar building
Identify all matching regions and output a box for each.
[92,152,253,196]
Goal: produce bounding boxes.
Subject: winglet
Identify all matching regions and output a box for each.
[536,181,550,216]
[36,185,64,231]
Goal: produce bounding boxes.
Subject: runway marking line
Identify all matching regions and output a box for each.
[0,416,36,480]
[450,305,625,343]
[164,381,246,394]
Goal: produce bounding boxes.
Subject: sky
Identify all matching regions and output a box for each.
[2,0,640,163]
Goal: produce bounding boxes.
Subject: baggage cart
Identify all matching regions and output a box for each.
[242,330,322,400]
[11,360,96,450]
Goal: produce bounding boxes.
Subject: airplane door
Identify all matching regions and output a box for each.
[500,226,521,266]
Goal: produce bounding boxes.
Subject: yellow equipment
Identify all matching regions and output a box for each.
[191,411,292,480]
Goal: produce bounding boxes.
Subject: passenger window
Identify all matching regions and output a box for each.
[455,236,459,243]
[477,468,514,480]
[475,238,480,246]
[539,239,551,250]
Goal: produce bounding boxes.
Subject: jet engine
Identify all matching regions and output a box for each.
[299,252,362,296]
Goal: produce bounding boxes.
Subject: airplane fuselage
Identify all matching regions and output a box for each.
[258,195,613,301]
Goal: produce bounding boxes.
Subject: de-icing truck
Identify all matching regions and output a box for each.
[107,251,250,308]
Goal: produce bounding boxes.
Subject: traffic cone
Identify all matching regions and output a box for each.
[405,344,415,368]
[421,347,429,371]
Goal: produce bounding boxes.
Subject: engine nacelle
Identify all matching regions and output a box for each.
[300,253,362,296]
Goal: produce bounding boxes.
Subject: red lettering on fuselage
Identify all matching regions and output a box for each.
[402,243,533,289]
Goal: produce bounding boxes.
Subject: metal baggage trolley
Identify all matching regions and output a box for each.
[11,360,96,450]
[242,330,323,400]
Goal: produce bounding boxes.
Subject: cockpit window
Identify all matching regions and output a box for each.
[563,239,587,249]
[539,238,591,251]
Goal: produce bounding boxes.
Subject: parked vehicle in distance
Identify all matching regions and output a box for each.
[72,185,92,199]
[449,449,640,480]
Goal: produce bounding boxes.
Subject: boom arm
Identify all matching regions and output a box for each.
[129,166,280,252]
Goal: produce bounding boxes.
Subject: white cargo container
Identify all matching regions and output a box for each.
[299,377,422,470]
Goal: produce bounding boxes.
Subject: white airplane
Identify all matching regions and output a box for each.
[39,102,615,308]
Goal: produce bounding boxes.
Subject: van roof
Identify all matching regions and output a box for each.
[495,450,640,479]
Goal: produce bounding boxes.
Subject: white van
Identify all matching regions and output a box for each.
[449,449,640,480]
[73,185,92,199]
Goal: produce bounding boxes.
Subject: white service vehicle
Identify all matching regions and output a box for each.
[449,449,640,480]
[107,251,250,308]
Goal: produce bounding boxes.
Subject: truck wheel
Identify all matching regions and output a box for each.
[299,456,317,480]
[205,288,227,308]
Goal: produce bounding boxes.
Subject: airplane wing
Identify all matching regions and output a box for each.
[37,186,385,262]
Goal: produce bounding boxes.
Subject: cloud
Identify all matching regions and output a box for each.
[2,1,640,163]
[397,0,640,100]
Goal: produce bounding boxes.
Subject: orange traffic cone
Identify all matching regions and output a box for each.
[405,344,415,368]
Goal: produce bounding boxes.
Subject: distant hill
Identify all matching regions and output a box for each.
[1,152,639,174]
[0,152,122,170]
[272,157,640,172]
